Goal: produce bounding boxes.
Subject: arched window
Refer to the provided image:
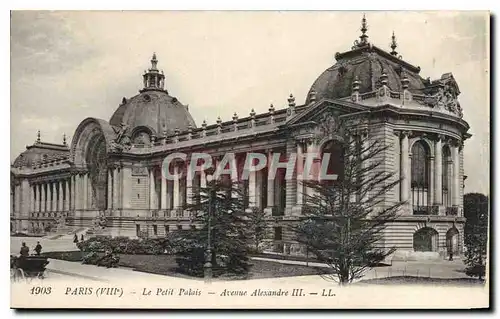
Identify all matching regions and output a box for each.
[320,140,345,206]
[411,141,430,214]
[442,146,452,207]
[320,140,345,185]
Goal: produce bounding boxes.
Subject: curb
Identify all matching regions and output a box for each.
[46,266,109,282]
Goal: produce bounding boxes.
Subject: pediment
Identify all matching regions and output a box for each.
[285,98,367,127]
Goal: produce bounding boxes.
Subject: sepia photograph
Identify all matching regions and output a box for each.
[9,10,490,309]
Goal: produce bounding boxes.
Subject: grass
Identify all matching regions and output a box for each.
[357,276,485,286]
[42,251,329,280]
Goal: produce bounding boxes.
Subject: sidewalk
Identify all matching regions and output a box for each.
[46,258,200,283]
[250,256,469,281]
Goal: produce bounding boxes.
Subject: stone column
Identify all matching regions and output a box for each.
[107,169,113,209]
[305,140,318,199]
[434,136,443,205]
[255,169,263,209]
[74,175,79,210]
[452,144,460,206]
[64,179,70,211]
[30,184,35,213]
[173,164,180,208]
[58,180,63,211]
[186,165,193,205]
[113,168,119,209]
[248,168,256,208]
[121,166,132,210]
[200,170,207,188]
[266,151,275,209]
[48,182,56,212]
[161,168,167,210]
[149,167,156,209]
[401,131,409,204]
[37,184,41,212]
[429,156,435,205]
[83,173,88,210]
[72,175,77,210]
[285,141,297,213]
[296,141,304,206]
[40,184,45,212]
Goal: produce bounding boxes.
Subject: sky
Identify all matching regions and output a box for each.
[10,11,489,194]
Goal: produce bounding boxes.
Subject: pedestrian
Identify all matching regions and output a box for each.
[81,234,84,242]
[73,234,78,244]
[34,241,42,256]
[449,251,454,261]
[19,242,29,257]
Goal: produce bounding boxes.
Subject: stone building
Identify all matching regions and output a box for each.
[11,17,471,259]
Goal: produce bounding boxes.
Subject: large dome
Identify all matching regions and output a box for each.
[109,53,196,136]
[306,44,427,104]
[109,90,196,136]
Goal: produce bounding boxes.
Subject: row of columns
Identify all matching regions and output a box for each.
[30,179,71,212]
[145,141,318,214]
[27,172,95,213]
[399,132,461,208]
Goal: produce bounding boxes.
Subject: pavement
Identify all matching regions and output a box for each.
[10,236,469,285]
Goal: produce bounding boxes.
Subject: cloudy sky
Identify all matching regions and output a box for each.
[10,11,489,194]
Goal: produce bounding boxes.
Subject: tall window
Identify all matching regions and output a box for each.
[411,141,430,213]
[442,146,452,207]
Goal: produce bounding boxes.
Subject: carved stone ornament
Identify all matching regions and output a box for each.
[131,167,148,176]
[110,122,132,152]
[421,84,463,118]
[312,111,342,143]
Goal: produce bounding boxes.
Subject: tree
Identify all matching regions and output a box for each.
[175,178,252,278]
[463,193,489,281]
[246,206,269,254]
[292,127,402,285]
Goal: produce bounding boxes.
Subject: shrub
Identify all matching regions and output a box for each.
[77,235,181,255]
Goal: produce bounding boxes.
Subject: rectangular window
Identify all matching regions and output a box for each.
[138,179,141,184]
[177,225,182,231]
[153,225,158,236]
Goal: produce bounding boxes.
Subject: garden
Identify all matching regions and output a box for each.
[42,234,330,280]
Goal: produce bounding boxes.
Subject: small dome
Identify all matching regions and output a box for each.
[306,45,427,104]
[109,90,196,136]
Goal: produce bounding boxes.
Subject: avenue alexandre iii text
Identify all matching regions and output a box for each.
[53,286,337,298]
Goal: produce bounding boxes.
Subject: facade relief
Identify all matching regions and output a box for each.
[110,122,132,152]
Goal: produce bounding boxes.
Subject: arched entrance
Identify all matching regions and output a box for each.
[71,118,115,211]
[413,227,439,252]
[446,227,459,254]
[86,134,108,210]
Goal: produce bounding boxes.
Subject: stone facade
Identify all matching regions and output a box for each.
[11,20,471,260]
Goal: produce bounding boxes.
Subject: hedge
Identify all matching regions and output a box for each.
[76,233,187,255]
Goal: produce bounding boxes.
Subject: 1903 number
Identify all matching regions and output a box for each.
[30,286,52,295]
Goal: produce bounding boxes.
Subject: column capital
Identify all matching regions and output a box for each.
[398,130,411,138]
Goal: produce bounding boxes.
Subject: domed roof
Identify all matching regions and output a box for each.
[305,17,427,104]
[306,44,427,104]
[13,138,69,168]
[109,54,196,136]
[109,90,196,136]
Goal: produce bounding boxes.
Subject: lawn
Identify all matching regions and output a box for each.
[357,276,485,286]
[42,251,329,280]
